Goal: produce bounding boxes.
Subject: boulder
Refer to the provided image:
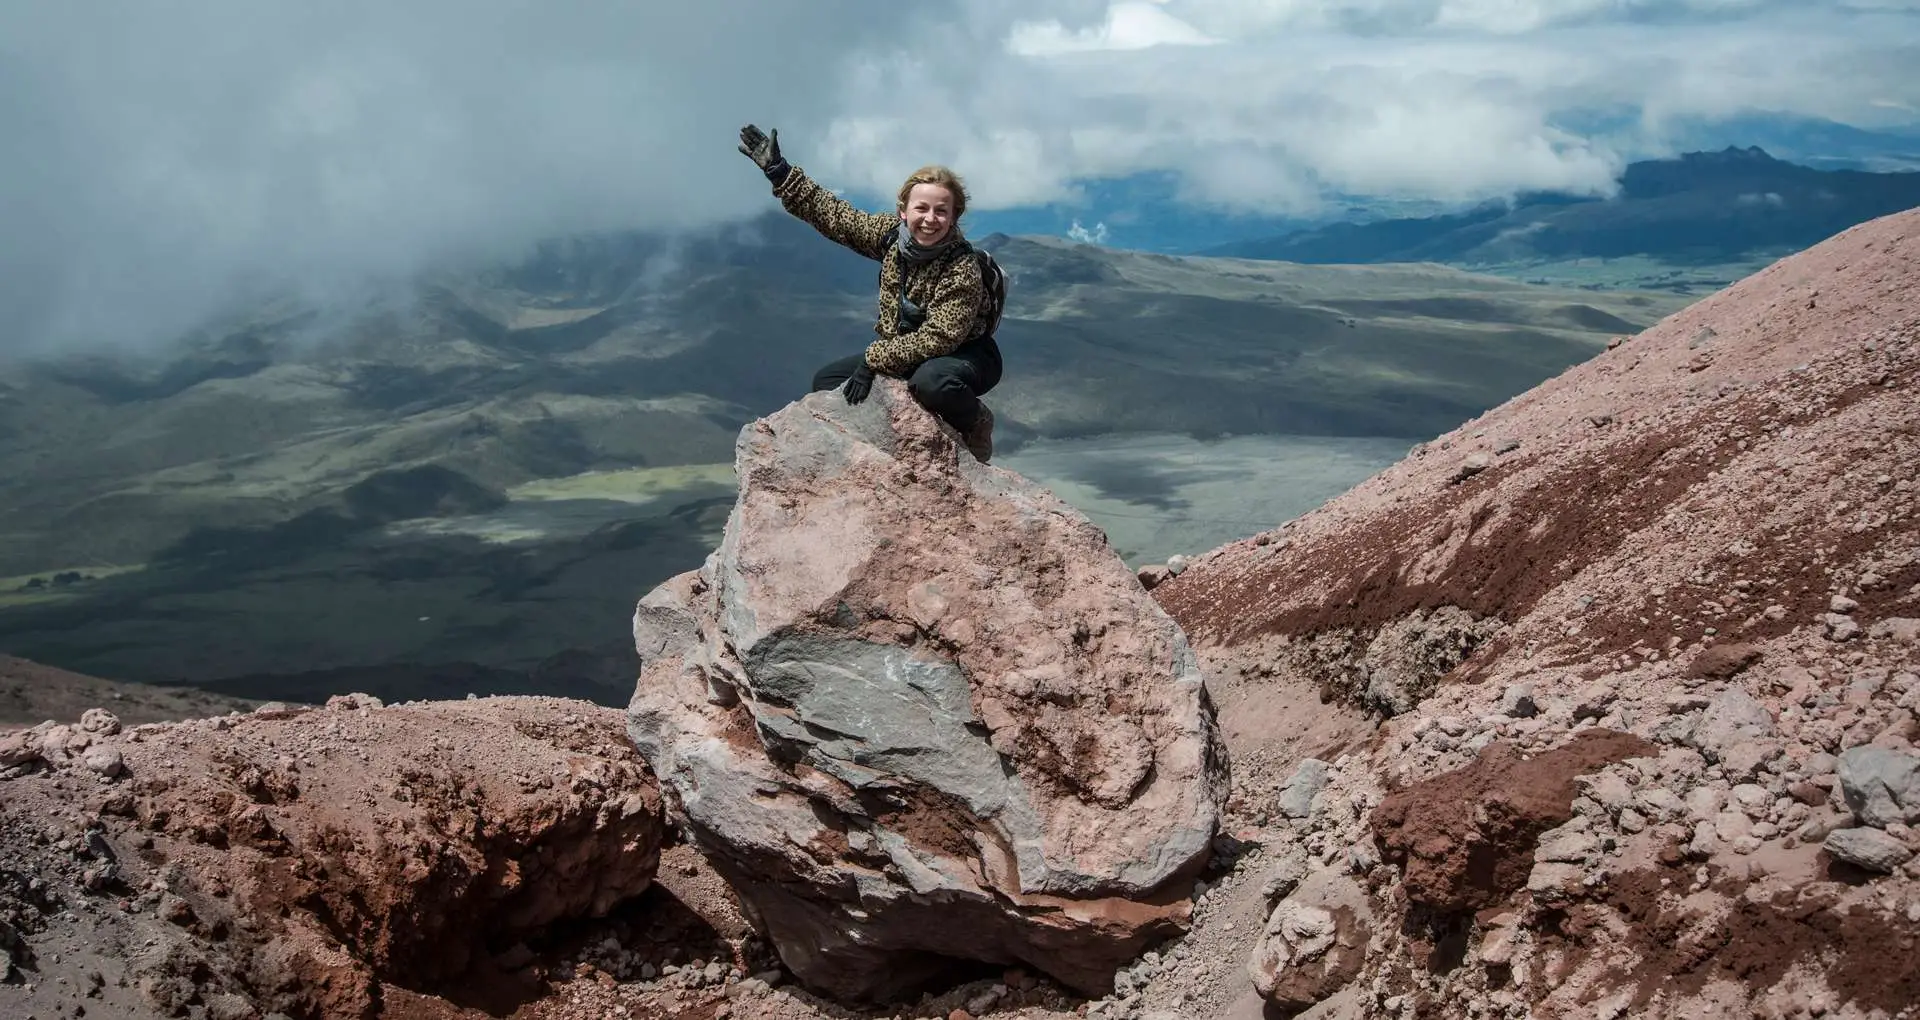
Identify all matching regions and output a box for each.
[1246,870,1370,1011]
[628,381,1227,1001]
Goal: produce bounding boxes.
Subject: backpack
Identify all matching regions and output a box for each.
[970,247,1008,341]
[888,226,1009,342]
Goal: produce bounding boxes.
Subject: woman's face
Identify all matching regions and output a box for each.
[899,183,956,246]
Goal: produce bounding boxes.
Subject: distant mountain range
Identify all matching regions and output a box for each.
[1555,109,1920,173]
[962,112,1920,255]
[1199,147,1920,267]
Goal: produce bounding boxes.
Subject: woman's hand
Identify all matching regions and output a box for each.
[738,125,789,184]
[842,365,875,405]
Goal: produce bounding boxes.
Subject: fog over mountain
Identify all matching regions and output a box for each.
[3,0,1916,355]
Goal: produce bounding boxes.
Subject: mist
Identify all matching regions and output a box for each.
[0,0,948,355]
[2,0,1913,358]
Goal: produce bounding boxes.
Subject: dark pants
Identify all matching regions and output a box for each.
[811,338,1002,432]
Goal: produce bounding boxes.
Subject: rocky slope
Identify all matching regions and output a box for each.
[1153,205,1920,1018]
[1,696,666,1020]
[1,654,259,728]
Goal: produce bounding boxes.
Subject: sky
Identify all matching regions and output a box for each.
[2,0,1917,355]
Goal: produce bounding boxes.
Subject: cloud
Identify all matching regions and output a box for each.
[811,0,1919,218]
[1009,1,1220,54]
[1,0,1915,355]
[0,0,918,354]
[1067,219,1111,243]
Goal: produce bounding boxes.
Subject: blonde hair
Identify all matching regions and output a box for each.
[896,165,968,219]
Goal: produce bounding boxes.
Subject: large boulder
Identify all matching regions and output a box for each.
[628,381,1228,1001]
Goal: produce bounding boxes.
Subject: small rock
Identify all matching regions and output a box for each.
[1837,746,1920,827]
[1348,845,1378,874]
[0,732,45,770]
[1688,821,1719,858]
[1276,759,1331,819]
[1687,688,1777,772]
[1526,862,1584,900]
[1798,811,1845,843]
[1260,848,1310,901]
[1788,782,1828,807]
[1451,454,1491,484]
[966,983,1006,1013]
[1165,555,1191,576]
[1636,788,1686,820]
[1867,618,1919,644]
[1824,827,1915,873]
[1536,828,1599,864]
[206,993,254,1020]
[78,709,122,736]
[1500,684,1539,719]
[83,748,125,779]
[1136,566,1173,591]
[1732,784,1771,816]
[1831,594,1861,614]
[160,895,195,925]
[1686,785,1728,821]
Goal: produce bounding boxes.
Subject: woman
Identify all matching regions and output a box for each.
[738,124,1001,463]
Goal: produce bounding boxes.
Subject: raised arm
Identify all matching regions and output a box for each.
[739,124,894,261]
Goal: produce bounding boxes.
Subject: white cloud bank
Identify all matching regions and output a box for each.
[0,0,1914,352]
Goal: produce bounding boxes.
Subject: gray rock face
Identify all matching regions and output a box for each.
[1277,759,1332,819]
[628,382,1227,1002]
[1823,827,1915,873]
[1837,746,1920,828]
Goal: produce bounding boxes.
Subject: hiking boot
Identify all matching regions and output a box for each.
[962,403,994,463]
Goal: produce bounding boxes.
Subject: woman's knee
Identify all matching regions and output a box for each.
[907,360,970,412]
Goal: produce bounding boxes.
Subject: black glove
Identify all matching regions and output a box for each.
[842,365,874,405]
[737,124,790,187]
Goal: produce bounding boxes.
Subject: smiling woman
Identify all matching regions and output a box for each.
[737,123,1005,463]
